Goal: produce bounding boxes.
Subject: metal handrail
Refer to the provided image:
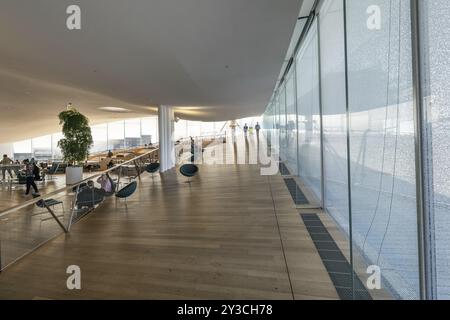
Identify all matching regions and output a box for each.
[0,148,158,218]
[87,143,159,159]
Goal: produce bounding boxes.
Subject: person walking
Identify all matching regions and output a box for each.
[24,159,39,195]
[243,123,249,136]
[1,154,14,181]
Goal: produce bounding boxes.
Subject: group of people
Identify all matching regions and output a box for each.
[1,154,41,196]
[243,122,261,137]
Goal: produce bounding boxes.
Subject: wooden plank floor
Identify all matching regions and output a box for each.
[0,135,338,299]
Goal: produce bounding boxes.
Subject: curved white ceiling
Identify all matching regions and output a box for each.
[0,0,303,143]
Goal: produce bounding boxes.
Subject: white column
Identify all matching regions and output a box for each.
[158,105,175,172]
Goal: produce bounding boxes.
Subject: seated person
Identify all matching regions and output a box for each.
[76,180,105,210]
[96,174,114,194]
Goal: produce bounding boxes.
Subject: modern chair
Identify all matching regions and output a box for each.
[46,163,61,180]
[72,182,87,193]
[115,181,137,206]
[179,164,199,183]
[145,162,160,178]
[32,193,65,222]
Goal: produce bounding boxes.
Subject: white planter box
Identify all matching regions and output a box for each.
[66,166,83,185]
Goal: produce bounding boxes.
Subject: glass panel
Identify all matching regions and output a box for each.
[285,69,298,175]
[13,139,32,161]
[52,133,63,160]
[174,119,188,140]
[200,122,215,136]
[141,116,158,145]
[279,84,287,161]
[107,121,125,150]
[214,121,227,135]
[187,121,202,138]
[91,124,108,153]
[124,118,142,148]
[31,135,52,161]
[296,19,322,202]
[346,0,419,299]
[419,0,450,300]
[320,0,350,236]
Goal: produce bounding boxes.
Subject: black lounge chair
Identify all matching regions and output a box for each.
[32,193,65,222]
[72,182,87,193]
[76,186,105,210]
[115,181,137,205]
[179,164,199,183]
[145,162,160,178]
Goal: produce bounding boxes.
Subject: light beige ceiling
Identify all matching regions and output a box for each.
[0,0,304,143]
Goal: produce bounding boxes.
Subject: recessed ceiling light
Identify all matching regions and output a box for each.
[98,107,131,113]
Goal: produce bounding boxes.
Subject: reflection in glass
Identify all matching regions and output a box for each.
[285,69,298,175]
[296,20,322,202]
[419,0,450,300]
[346,0,418,299]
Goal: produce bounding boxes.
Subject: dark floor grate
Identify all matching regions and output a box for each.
[301,213,372,300]
[279,163,291,176]
[284,178,309,205]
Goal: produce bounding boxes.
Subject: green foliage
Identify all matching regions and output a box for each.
[57,107,93,165]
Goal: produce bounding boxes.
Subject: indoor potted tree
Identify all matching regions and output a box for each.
[58,104,93,185]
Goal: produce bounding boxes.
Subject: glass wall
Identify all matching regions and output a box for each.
[107,121,125,150]
[296,20,322,201]
[31,135,52,161]
[174,120,229,141]
[13,116,159,160]
[346,0,418,299]
[261,0,450,300]
[51,133,63,159]
[91,124,108,153]
[279,85,287,161]
[319,0,350,233]
[11,116,231,161]
[12,139,32,161]
[124,119,142,148]
[141,117,158,145]
[419,0,450,300]
[262,102,274,132]
[285,69,298,176]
